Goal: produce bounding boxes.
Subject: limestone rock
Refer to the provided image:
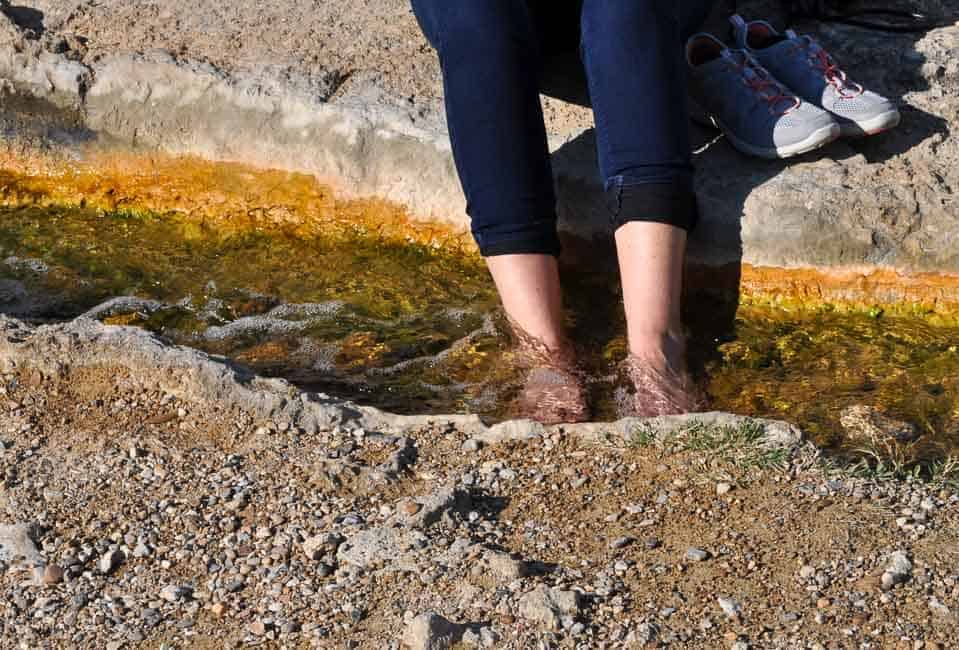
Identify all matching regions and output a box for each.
[0,523,42,567]
[159,584,192,603]
[517,585,582,630]
[881,550,913,590]
[461,626,501,648]
[301,532,343,561]
[98,548,124,575]
[0,11,24,50]
[336,526,427,571]
[477,549,529,583]
[42,564,64,585]
[390,486,471,529]
[401,612,464,650]
[474,419,544,445]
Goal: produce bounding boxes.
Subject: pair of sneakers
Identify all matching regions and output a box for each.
[687,15,901,159]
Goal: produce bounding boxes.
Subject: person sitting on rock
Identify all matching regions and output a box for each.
[409,0,717,423]
[411,0,716,423]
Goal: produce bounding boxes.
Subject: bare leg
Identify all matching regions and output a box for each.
[485,254,589,423]
[615,221,703,416]
[486,254,566,352]
[615,222,687,370]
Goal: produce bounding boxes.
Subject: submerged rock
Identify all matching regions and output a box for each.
[840,405,919,444]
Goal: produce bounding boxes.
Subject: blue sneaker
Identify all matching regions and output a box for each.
[686,33,840,159]
[731,15,901,137]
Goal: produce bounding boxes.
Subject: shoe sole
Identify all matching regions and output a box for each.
[690,100,841,159]
[837,109,902,138]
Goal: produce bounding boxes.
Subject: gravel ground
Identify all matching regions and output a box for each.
[2,3,959,648]
[0,356,956,648]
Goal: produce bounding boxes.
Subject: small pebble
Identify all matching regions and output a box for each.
[718,596,741,618]
[98,549,124,575]
[42,564,64,585]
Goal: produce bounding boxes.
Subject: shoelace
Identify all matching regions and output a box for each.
[790,32,865,98]
[722,49,800,116]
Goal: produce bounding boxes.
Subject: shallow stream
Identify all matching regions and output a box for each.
[1,201,957,465]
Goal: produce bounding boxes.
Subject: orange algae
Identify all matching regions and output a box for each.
[4,149,959,319]
[0,149,476,253]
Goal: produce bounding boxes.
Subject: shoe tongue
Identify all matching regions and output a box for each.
[724,50,763,76]
[720,48,746,65]
[729,13,748,46]
[785,29,820,53]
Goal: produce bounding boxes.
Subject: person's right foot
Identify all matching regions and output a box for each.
[615,354,705,418]
[512,364,590,425]
[506,318,590,425]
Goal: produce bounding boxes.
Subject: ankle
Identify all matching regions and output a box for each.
[628,329,686,373]
[508,317,576,369]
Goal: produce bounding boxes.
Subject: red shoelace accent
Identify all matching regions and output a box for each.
[802,38,865,98]
[732,56,801,115]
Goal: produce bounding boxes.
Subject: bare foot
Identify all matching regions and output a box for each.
[615,336,706,417]
[507,318,590,425]
[513,365,590,424]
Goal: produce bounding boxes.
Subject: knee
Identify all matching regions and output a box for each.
[411,1,533,61]
[582,0,677,37]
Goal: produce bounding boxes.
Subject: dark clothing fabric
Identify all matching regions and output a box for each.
[411,0,714,257]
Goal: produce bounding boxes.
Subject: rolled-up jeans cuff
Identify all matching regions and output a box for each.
[473,219,561,257]
[604,175,699,232]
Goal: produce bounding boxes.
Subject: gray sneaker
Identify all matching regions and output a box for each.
[731,15,901,137]
[687,34,840,159]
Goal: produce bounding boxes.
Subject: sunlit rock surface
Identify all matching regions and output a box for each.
[1,0,958,273]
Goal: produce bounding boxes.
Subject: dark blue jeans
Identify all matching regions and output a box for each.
[411,0,714,257]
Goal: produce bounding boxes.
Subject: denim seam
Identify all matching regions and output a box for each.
[607,178,623,222]
[614,179,690,188]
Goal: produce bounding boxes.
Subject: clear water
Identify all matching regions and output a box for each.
[1,202,957,461]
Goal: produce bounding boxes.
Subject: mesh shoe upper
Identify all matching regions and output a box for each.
[687,33,837,154]
[730,15,898,127]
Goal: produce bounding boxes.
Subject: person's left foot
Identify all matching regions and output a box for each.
[614,353,706,418]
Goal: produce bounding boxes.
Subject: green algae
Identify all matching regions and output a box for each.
[1,203,957,464]
[696,304,959,455]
